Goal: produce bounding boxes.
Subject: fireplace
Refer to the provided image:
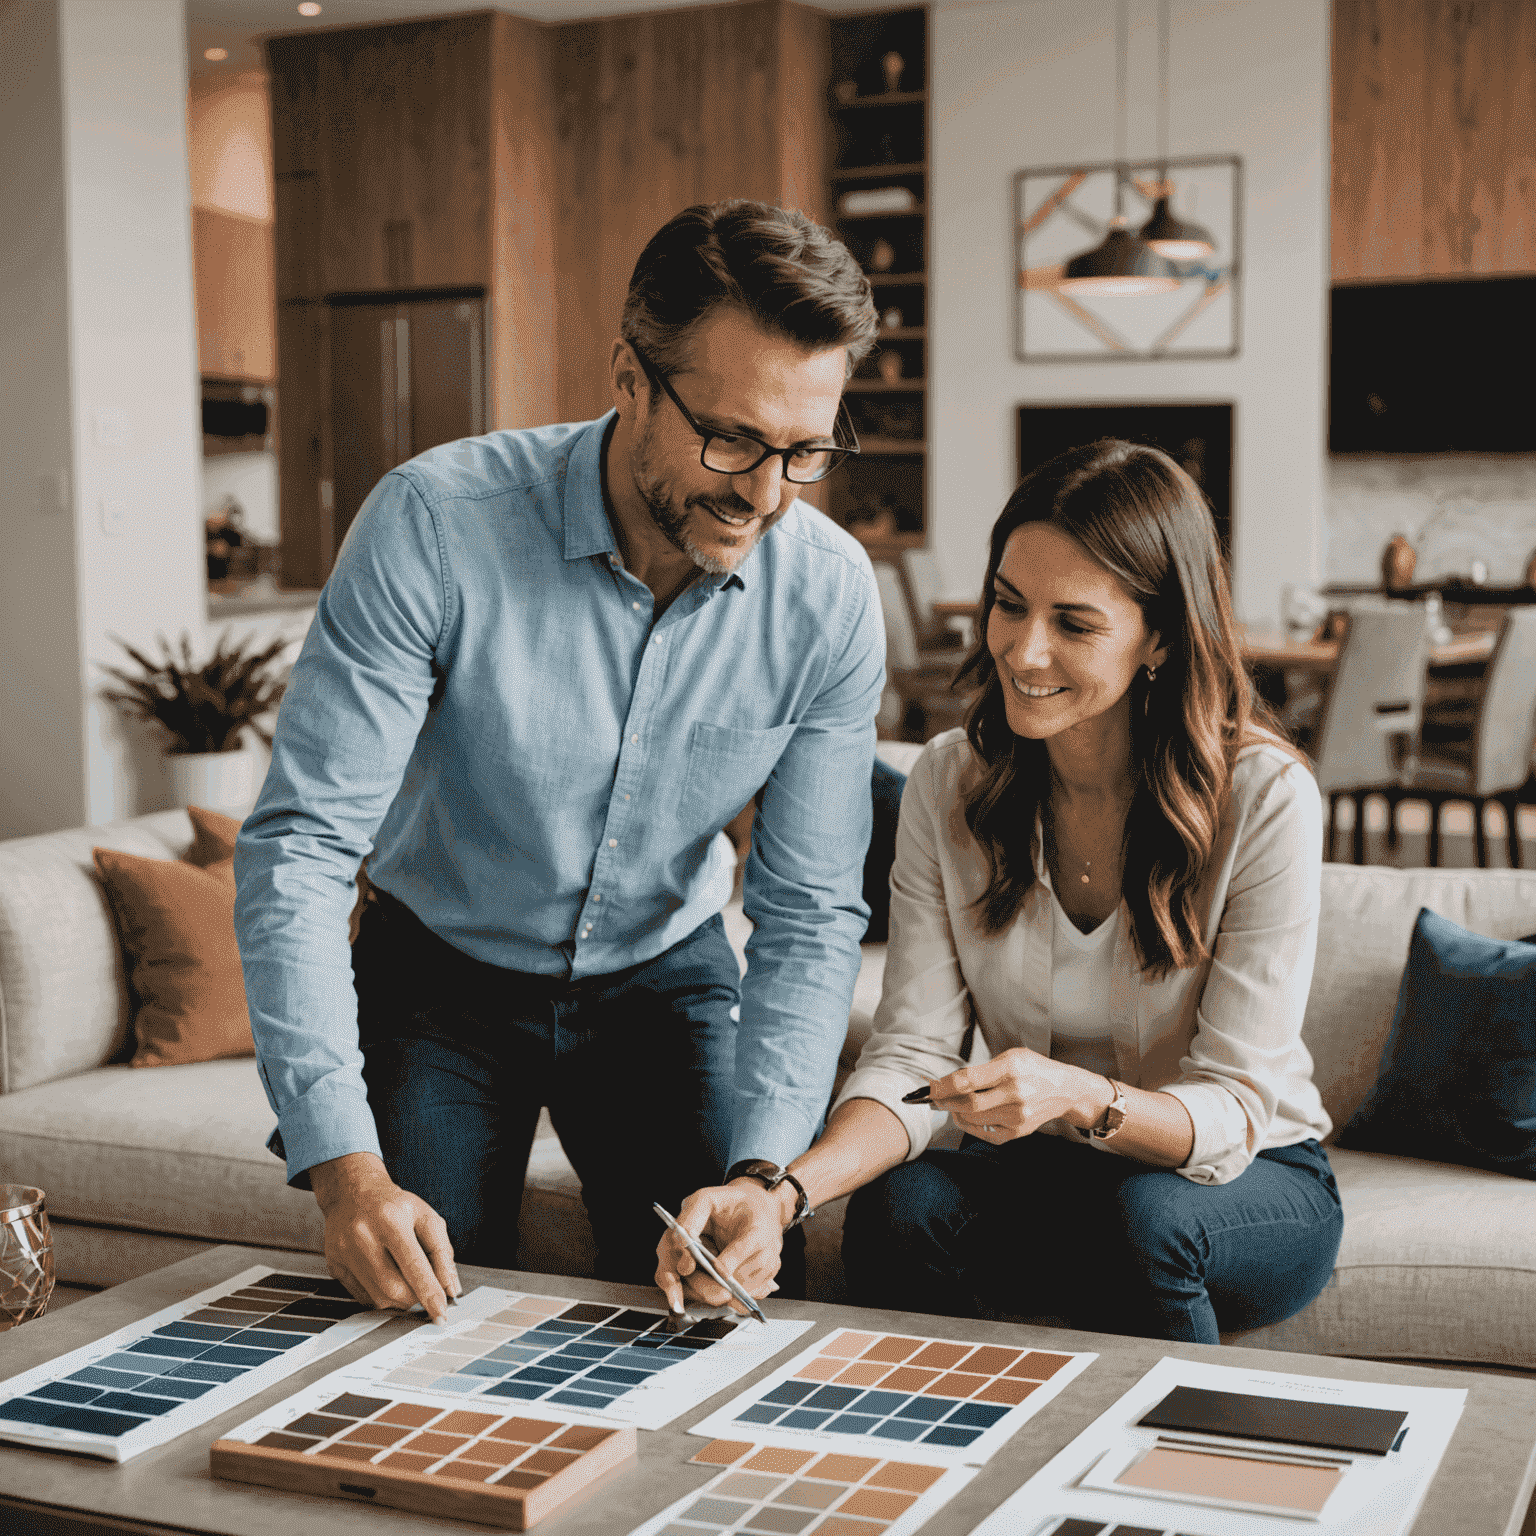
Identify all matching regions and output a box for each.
[1016,403,1233,556]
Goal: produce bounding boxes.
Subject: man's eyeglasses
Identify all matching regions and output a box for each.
[631,344,859,485]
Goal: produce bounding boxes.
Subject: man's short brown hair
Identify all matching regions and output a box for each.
[621,201,878,380]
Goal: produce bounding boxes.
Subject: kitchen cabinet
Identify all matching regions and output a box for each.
[192,209,276,383]
[1333,0,1536,282]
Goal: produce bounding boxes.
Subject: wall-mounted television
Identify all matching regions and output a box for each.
[1330,277,1536,453]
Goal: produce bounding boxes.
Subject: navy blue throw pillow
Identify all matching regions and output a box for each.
[862,757,908,944]
[1340,908,1536,1179]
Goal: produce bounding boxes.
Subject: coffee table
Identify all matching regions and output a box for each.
[1,1246,1534,1536]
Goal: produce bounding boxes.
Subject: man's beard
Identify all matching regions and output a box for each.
[632,420,778,575]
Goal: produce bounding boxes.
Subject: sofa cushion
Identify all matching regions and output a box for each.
[0,810,196,1093]
[1302,864,1536,1135]
[1340,909,1536,1178]
[1226,1145,1536,1368]
[93,847,254,1069]
[0,1057,322,1250]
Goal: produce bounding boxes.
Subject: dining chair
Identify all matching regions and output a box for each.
[1309,604,1431,864]
[1391,608,1536,868]
[899,548,966,652]
[872,561,969,740]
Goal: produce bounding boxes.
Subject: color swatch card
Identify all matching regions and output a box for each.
[213,1388,635,1528]
[0,1267,391,1463]
[627,1437,977,1536]
[689,1327,1096,1467]
[291,1286,811,1432]
[968,1356,1468,1536]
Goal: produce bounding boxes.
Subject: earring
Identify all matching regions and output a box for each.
[1146,665,1158,683]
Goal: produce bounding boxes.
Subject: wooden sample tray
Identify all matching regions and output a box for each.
[212,1394,635,1529]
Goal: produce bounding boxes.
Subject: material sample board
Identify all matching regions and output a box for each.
[969,1356,1468,1536]
[213,1391,634,1530]
[0,1267,389,1462]
[689,1327,1096,1466]
[273,1286,811,1432]
[627,1437,977,1536]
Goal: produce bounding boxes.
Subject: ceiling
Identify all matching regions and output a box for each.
[186,0,894,78]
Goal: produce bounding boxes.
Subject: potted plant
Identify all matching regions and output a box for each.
[101,631,289,812]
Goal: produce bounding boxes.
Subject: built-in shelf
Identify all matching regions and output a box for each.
[839,206,927,222]
[874,326,926,340]
[866,272,926,286]
[833,160,927,181]
[847,379,926,393]
[858,437,927,456]
[833,89,927,108]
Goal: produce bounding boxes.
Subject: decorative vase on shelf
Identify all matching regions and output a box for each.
[869,238,896,273]
[1381,534,1416,592]
[0,1186,53,1330]
[880,307,904,330]
[833,78,858,104]
[877,351,903,383]
[881,50,905,92]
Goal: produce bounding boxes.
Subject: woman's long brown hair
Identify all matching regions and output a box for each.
[955,439,1281,978]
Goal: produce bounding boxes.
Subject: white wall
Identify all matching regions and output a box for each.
[929,0,1331,623]
[0,0,87,838]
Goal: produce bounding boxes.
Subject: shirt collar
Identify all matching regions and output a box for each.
[562,410,753,594]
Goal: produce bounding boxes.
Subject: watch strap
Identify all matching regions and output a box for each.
[1088,1079,1129,1141]
[726,1160,815,1228]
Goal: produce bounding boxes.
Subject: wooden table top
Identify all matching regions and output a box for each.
[3,1245,1535,1535]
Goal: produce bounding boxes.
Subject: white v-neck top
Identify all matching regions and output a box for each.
[835,729,1331,1186]
[1048,891,1119,1082]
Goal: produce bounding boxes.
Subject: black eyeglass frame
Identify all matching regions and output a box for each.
[629,343,860,485]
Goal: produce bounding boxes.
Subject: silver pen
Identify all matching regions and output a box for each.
[652,1202,767,1325]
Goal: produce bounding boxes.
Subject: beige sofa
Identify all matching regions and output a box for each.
[2,808,1534,1369]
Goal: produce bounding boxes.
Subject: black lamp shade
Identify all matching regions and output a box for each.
[1139,196,1216,259]
[1059,220,1181,296]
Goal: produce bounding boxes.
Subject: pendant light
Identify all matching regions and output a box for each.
[1139,0,1216,259]
[1060,0,1180,297]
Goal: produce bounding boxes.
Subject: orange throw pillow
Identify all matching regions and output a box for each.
[92,846,253,1069]
[186,804,241,867]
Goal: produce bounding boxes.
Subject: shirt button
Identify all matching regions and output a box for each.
[623,793,630,801]
[608,838,617,848]
[583,925,593,936]
[632,601,642,610]
[592,893,601,902]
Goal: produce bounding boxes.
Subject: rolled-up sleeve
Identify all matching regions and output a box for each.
[832,746,970,1160]
[1160,759,1325,1184]
[731,559,885,1169]
[233,472,446,1185]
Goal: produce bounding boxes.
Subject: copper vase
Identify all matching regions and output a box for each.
[1381,534,1416,592]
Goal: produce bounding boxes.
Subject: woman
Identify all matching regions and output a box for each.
[663,439,1342,1343]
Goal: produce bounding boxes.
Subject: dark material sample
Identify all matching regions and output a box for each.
[1138,1384,1407,1456]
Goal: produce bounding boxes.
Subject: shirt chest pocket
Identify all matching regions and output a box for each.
[679,721,798,832]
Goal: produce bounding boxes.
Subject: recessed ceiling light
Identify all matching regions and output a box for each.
[203,46,229,61]
[297,2,321,14]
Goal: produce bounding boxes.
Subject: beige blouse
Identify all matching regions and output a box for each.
[834,729,1332,1185]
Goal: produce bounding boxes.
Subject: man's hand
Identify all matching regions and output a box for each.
[654,1180,790,1314]
[309,1152,460,1324]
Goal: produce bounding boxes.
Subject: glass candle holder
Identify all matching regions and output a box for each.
[0,1186,54,1330]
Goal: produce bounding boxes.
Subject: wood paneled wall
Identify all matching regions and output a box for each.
[551,0,831,421]
[1333,0,1536,282]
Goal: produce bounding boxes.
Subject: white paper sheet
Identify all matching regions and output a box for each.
[0,1265,393,1463]
[688,1324,1097,1467]
[244,1285,812,1433]
[626,1438,978,1536]
[968,1356,1468,1536]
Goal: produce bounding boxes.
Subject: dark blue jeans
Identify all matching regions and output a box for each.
[842,1130,1343,1344]
[352,890,758,1287]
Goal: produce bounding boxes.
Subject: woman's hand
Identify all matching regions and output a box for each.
[928,1048,1109,1143]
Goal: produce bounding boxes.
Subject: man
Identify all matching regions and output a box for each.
[234,200,885,1324]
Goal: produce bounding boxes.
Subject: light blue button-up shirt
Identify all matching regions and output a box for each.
[234,412,885,1186]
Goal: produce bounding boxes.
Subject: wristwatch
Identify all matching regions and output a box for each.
[1087,1079,1129,1141]
[726,1159,815,1228]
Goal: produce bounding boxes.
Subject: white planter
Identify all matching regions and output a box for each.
[166,748,256,814]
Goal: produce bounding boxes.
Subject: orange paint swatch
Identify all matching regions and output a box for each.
[794,1356,847,1382]
[378,1402,439,1428]
[692,1439,753,1466]
[1007,1351,1073,1380]
[859,1335,925,1363]
[436,1411,499,1436]
[925,1372,989,1397]
[807,1453,879,1483]
[867,1461,947,1493]
[816,1518,885,1536]
[909,1342,972,1371]
[744,1446,818,1475]
[880,1367,940,1392]
[819,1331,879,1357]
[841,1487,919,1519]
[835,1362,892,1387]
[976,1376,1038,1406]
[959,1346,1022,1375]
